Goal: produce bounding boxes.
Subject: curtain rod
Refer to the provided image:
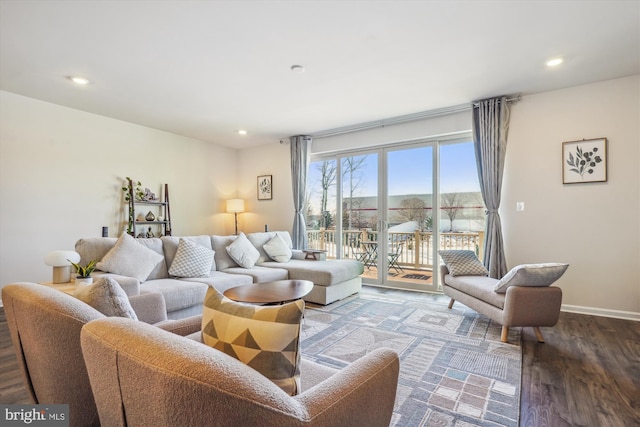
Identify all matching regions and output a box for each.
[288,95,521,141]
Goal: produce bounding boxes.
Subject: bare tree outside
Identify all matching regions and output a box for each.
[342,156,368,230]
[441,192,463,231]
[395,197,431,230]
[316,160,337,228]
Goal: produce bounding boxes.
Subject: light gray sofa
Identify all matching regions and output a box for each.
[75,231,363,319]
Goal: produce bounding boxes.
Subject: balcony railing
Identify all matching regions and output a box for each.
[306,229,484,269]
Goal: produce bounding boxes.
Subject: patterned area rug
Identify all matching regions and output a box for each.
[301,287,521,427]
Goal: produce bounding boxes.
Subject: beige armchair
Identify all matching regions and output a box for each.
[81,317,400,427]
[441,266,563,343]
[1,282,201,427]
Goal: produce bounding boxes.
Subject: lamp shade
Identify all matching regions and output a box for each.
[226,199,245,213]
[44,250,80,267]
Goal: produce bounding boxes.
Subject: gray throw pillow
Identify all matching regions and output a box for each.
[493,263,569,293]
[96,233,164,282]
[225,233,260,268]
[74,276,138,319]
[263,233,292,263]
[168,238,215,278]
[439,250,489,276]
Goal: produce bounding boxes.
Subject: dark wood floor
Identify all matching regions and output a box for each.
[0,305,638,425]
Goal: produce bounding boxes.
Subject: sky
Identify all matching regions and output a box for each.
[308,140,481,203]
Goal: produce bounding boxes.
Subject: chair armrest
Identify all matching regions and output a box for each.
[92,272,140,296]
[155,315,203,336]
[295,347,399,427]
[129,292,167,324]
[502,286,563,327]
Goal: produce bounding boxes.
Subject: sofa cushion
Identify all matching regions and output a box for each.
[201,287,304,396]
[212,235,239,270]
[260,259,363,287]
[167,238,215,278]
[74,276,138,319]
[438,250,489,277]
[247,231,293,264]
[263,234,293,263]
[75,237,117,266]
[183,271,253,293]
[494,263,569,293]
[444,274,505,309]
[97,233,164,282]
[226,233,260,268]
[140,279,208,313]
[222,266,289,283]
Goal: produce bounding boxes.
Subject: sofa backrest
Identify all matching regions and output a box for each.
[211,234,239,270]
[247,231,293,264]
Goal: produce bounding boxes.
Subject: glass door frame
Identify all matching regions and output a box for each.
[309,132,473,293]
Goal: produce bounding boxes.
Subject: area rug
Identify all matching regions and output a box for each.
[301,288,521,427]
[402,273,432,281]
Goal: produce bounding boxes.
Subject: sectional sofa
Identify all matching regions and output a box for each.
[75,231,363,319]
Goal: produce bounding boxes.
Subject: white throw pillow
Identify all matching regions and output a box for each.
[168,238,215,278]
[263,233,293,263]
[225,232,260,268]
[74,276,138,319]
[96,233,164,282]
[494,263,569,293]
[438,250,489,277]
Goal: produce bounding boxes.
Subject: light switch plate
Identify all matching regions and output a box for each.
[516,202,525,212]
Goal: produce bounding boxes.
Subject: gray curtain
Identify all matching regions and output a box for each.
[290,135,312,249]
[472,96,511,278]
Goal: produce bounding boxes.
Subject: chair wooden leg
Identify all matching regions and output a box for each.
[533,326,545,343]
[447,298,455,309]
[501,326,509,343]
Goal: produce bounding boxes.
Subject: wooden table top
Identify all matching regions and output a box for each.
[223,279,314,304]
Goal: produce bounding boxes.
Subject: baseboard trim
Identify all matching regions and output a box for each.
[561,304,640,321]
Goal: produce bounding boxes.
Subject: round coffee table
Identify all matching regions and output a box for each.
[223,279,314,304]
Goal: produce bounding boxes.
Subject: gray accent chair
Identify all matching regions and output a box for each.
[81,317,400,427]
[1,283,202,427]
[441,266,563,343]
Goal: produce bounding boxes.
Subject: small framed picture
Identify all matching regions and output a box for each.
[257,175,272,200]
[562,138,607,184]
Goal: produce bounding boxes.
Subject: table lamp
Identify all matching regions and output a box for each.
[226,199,245,235]
[44,250,81,283]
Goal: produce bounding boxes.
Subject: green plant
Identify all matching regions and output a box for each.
[122,177,144,202]
[68,259,98,278]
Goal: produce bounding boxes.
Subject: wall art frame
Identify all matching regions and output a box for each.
[257,175,272,200]
[562,138,607,184]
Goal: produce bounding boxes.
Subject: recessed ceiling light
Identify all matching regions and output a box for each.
[290,65,305,73]
[238,130,248,135]
[545,57,563,67]
[68,76,90,85]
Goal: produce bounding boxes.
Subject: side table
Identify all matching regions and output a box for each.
[40,281,75,295]
[303,249,326,261]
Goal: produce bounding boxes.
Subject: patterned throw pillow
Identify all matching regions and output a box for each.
[494,263,569,293]
[96,233,164,282]
[74,276,138,319]
[439,250,489,276]
[263,233,292,263]
[225,232,260,268]
[168,238,214,278]
[201,287,304,396]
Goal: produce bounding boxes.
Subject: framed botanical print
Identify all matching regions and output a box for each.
[562,138,607,184]
[257,175,272,200]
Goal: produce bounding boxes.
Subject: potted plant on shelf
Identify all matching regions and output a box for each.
[68,259,98,286]
[122,177,145,235]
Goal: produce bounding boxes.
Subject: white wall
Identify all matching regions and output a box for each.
[237,141,294,234]
[504,75,640,317]
[0,91,238,287]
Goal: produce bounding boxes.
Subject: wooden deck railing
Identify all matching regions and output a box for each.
[307,229,484,269]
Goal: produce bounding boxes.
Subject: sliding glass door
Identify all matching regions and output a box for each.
[306,135,483,293]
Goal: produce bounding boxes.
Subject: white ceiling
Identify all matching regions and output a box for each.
[1,1,638,149]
